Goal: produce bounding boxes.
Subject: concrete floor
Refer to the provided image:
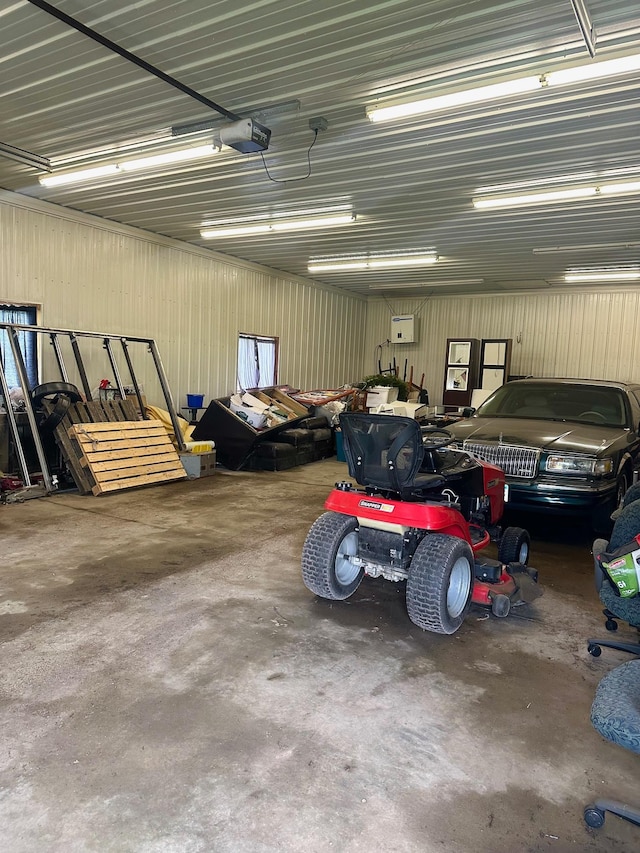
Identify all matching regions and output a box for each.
[1,459,639,853]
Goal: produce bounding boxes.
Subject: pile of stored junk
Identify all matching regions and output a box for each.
[192,387,354,471]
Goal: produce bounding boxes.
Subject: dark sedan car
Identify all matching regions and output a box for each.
[447,378,640,531]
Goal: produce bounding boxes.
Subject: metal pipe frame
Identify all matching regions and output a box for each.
[0,347,32,485]
[0,322,185,492]
[7,328,53,491]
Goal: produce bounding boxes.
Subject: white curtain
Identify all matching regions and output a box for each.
[237,335,276,390]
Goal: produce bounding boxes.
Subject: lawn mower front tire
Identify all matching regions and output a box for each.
[406,534,474,635]
[498,527,530,565]
[301,511,364,600]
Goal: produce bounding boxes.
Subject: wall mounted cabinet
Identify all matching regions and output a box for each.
[442,338,480,409]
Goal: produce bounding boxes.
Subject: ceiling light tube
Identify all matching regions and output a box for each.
[308,252,438,273]
[39,144,218,187]
[599,180,640,196]
[40,164,121,187]
[367,76,542,122]
[369,279,484,289]
[475,176,640,210]
[201,204,352,228]
[546,53,640,87]
[201,213,355,239]
[533,242,640,253]
[564,268,640,282]
[367,52,640,123]
[118,145,217,171]
[474,186,597,209]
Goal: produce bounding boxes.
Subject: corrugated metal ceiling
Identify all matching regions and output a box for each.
[1,0,639,296]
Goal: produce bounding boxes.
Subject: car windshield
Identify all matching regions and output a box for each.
[476,382,629,427]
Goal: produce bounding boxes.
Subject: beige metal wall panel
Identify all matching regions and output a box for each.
[365,291,640,406]
[1,192,366,406]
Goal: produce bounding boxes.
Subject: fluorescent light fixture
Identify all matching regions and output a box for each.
[534,242,640,254]
[366,52,640,123]
[564,268,640,282]
[39,144,218,187]
[200,212,355,239]
[599,180,640,196]
[474,176,640,210]
[546,53,640,87]
[367,77,541,122]
[474,187,597,209]
[118,145,215,171]
[308,251,438,273]
[40,164,120,187]
[369,278,483,289]
[202,204,353,228]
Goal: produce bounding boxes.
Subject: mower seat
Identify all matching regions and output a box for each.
[339,412,446,500]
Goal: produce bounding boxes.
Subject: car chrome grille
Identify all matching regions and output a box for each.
[463,442,540,478]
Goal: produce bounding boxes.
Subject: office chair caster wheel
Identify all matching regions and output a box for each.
[584,806,605,828]
[491,594,511,618]
[605,618,618,632]
[587,643,602,657]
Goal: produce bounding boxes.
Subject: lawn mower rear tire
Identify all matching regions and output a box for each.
[301,511,364,600]
[498,527,530,565]
[406,534,474,635]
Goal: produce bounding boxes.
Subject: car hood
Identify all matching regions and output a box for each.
[448,416,628,455]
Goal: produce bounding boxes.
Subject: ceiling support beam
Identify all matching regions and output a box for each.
[570,0,597,58]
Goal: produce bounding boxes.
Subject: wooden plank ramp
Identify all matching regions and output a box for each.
[68,419,186,495]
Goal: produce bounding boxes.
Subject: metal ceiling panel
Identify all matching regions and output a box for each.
[1,0,639,296]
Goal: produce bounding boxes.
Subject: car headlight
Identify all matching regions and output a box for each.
[544,455,613,475]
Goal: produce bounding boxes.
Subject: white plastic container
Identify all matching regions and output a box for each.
[366,386,399,408]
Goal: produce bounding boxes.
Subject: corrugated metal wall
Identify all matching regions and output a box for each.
[1,191,367,406]
[365,290,640,405]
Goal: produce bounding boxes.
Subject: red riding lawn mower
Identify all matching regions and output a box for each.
[302,413,541,634]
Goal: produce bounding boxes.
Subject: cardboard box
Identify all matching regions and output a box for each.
[366,386,399,408]
[179,450,217,478]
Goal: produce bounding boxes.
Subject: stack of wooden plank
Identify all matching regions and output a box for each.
[44,399,186,495]
[68,420,186,495]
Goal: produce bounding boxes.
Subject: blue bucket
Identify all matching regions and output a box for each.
[186,393,204,408]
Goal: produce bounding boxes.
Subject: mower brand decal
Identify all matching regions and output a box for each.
[359,499,394,513]
[487,478,500,489]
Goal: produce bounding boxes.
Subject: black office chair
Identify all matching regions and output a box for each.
[587,499,640,658]
[584,658,640,829]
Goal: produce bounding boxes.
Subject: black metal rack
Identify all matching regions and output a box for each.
[0,323,185,495]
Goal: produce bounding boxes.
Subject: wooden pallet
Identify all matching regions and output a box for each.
[68,420,186,495]
[44,398,140,495]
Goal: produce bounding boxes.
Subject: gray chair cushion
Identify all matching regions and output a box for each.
[591,659,640,754]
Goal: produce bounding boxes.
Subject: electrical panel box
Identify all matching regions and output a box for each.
[390,314,415,344]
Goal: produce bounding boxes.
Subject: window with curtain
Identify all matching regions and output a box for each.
[237,333,278,391]
[0,304,38,389]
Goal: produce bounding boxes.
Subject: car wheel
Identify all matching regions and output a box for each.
[301,511,364,600]
[406,534,473,634]
[592,473,629,535]
[498,527,530,564]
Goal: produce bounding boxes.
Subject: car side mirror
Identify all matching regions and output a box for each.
[461,407,475,418]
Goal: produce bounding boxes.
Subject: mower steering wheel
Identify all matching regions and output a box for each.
[420,427,453,450]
